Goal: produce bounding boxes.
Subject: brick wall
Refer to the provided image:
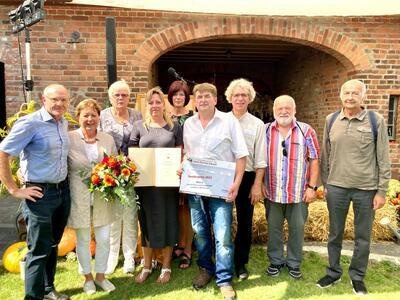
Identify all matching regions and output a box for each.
[0,4,399,174]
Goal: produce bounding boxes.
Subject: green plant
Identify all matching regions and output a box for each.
[0,101,78,195]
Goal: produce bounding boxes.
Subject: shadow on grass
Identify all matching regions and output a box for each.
[234,250,400,299]
[1,246,399,299]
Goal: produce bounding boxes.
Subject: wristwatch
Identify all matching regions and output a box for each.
[307,184,318,191]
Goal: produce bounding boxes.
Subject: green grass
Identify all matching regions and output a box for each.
[1,246,399,299]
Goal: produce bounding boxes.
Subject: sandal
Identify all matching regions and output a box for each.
[179,253,192,269]
[173,247,184,260]
[156,268,171,284]
[135,267,152,284]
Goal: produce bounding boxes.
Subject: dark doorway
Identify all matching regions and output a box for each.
[155,38,306,122]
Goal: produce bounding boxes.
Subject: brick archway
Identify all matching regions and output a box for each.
[132,17,373,87]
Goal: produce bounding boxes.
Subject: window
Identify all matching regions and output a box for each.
[388,95,398,140]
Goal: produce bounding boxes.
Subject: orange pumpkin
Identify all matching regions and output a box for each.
[2,241,28,273]
[90,239,96,257]
[57,228,76,256]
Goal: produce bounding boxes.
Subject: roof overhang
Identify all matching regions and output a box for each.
[69,0,400,16]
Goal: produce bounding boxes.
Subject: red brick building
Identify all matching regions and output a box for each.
[0,2,399,174]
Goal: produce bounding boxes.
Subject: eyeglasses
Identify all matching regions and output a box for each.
[45,97,69,104]
[281,140,287,157]
[232,93,248,98]
[113,93,129,98]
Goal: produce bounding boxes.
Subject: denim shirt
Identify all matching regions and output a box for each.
[0,106,69,183]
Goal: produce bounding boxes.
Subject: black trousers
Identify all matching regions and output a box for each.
[22,181,71,300]
[234,171,256,268]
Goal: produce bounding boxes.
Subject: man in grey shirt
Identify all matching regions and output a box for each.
[317,79,391,296]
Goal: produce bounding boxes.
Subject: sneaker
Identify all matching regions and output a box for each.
[287,266,302,279]
[83,280,96,295]
[266,263,285,277]
[236,265,249,280]
[123,260,135,273]
[220,285,236,300]
[43,290,70,300]
[94,279,116,292]
[316,275,341,288]
[351,280,368,296]
[192,267,213,290]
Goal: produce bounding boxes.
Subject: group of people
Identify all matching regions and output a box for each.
[0,77,390,300]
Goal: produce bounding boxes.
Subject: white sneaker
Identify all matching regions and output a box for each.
[94,279,116,292]
[83,280,96,295]
[123,259,135,273]
[123,266,134,273]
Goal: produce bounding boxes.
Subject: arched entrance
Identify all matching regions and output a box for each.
[132,17,373,133]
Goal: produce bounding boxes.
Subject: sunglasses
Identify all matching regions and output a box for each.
[281,140,287,157]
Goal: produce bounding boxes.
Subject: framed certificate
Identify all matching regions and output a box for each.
[179,157,236,199]
[128,148,182,187]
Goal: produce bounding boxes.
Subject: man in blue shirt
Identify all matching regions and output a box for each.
[0,84,71,300]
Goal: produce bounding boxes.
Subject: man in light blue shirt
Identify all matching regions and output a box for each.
[0,84,71,300]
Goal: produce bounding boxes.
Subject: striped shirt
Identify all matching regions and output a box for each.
[265,120,319,204]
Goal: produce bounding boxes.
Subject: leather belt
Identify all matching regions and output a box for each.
[26,178,68,190]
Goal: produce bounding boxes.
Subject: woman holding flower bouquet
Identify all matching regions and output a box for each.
[67,99,119,294]
[129,87,183,284]
[100,80,142,274]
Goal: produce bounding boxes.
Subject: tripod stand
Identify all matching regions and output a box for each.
[22,27,34,103]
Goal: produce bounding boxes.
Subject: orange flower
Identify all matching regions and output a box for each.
[91,174,101,185]
[107,158,118,168]
[130,163,137,173]
[103,174,116,186]
[94,162,105,171]
[121,168,131,177]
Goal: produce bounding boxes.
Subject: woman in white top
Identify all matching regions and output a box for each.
[99,80,142,274]
[67,99,118,294]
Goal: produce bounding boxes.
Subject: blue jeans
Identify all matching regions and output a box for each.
[22,182,71,300]
[326,184,376,281]
[188,194,234,286]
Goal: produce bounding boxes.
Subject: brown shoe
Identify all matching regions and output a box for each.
[220,285,236,300]
[192,267,213,290]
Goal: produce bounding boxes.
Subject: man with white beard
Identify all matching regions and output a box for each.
[262,95,319,279]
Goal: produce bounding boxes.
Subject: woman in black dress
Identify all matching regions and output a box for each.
[129,87,183,284]
[167,80,194,269]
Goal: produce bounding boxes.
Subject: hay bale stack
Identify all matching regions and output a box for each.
[232,200,397,243]
[304,201,329,241]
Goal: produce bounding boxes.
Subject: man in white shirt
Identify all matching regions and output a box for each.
[225,78,267,280]
[183,83,248,300]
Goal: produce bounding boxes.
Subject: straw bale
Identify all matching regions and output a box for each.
[232,200,398,244]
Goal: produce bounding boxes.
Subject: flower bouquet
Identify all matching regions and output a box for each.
[81,152,140,207]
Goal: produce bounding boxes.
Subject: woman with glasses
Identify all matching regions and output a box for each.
[99,79,142,274]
